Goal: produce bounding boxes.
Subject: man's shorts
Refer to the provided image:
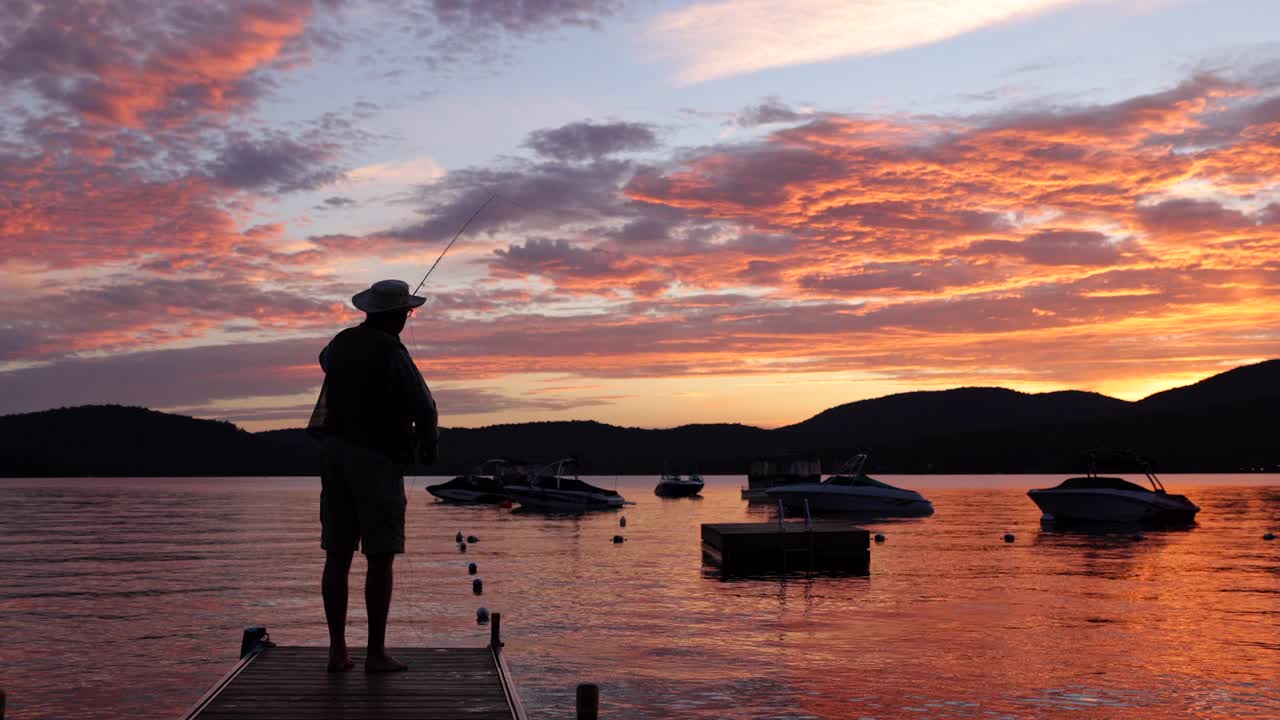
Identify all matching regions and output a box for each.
[320,435,406,555]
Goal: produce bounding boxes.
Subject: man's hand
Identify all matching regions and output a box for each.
[415,435,438,465]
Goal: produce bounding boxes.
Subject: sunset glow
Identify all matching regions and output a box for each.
[2,1,1278,430]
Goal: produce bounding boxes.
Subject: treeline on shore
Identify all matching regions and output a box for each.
[1,360,1277,477]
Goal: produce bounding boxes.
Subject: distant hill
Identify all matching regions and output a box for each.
[776,387,1131,445]
[1,360,1277,476]
[0,405,318,477]
[1136,359,1280,413]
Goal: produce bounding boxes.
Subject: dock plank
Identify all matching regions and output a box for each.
[186,646,521,720]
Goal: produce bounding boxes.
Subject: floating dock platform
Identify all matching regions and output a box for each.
[182,618,526,720]
[702,521,870,575]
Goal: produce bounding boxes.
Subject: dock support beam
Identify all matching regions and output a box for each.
[490,612,503,649]
[240,626,270,659]
[576,683,599,719]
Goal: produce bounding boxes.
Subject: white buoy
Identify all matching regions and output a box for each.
[468,562,478,575]
[874,533,886,543]
[473,578,483,595]
[611,534,625,544]
[619,516,627,528]
[476,607,489,624]
[1003,533,1015,543]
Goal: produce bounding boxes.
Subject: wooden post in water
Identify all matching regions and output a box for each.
[490,612,503,649]
[576,683,599,720]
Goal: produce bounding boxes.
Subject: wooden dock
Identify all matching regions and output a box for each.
[702,521,870,575]
[183,619,527,720]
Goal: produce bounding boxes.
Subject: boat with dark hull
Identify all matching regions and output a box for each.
[741,455,821,501]
[503,458,626,511]
[1028,454,1199,526]
[426,458,528,504]
[655,471,704,497]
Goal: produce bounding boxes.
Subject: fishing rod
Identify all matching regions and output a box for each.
[413,192,498,295]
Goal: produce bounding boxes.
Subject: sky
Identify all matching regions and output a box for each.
[2,0,1279,431]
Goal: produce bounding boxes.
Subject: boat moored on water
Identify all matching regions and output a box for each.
[1028,452,1199,526]
[741,455,821,501]
[765,454,934,517]
[426,458,527,503]
[655,471,704,497]
[503,458,626,511]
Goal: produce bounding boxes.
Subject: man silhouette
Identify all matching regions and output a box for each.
[308,279,438,673]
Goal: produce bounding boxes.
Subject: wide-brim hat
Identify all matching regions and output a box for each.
[352,279,427,313]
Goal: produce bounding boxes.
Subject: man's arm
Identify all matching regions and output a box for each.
[392,346,438,464]
[307,343,333,435]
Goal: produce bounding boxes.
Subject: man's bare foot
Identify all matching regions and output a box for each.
[327,649,355,672]
[364,650,408,673]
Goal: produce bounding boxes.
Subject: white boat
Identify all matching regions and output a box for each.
[655,471,704,497]
[503,458,626,511]
[1028,463,1199,526]
[765,454,934,517]
[426,458,526,504]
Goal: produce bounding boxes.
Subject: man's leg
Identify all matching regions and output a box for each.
[364,552,407,672]
[322,550,355,671]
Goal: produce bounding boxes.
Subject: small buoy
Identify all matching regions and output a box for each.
[1003,533,1015,543]
[459,542,467,553]
[467,535,479,544]
[1265,533,1277,541]
[619,516,627,528]
[611,534,625,544]
[1133,532,1145,541]
[498,499,513,509]
[455,531,463,543]
[472,578,483,594]
[874,533,885,543]
[468,562,478,575]
[476,607,489,624]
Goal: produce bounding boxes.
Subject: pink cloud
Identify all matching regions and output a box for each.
[5,44,1280,426]
[1,1,316,128]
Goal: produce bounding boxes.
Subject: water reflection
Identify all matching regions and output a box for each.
[0,477,1277,719]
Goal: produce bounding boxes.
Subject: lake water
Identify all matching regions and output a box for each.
[1,475,1277,719]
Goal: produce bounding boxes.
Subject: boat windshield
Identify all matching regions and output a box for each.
[1053,476,1151,493]
[824,474,898,489]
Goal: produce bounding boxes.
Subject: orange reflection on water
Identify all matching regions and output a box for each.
[0,476,1275,719]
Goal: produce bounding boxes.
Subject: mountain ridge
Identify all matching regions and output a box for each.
[2,360,1277,476]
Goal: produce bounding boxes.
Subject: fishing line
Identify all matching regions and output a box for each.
[400,474,431,647]
[398,190,550,643]
[399,318,433,647]
[400,191,512,646]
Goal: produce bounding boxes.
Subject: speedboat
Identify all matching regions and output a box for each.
[503,458,626,511]
[1028,463,1199,526]
[655,471,704,497]
[765,454,934,517]
[426,458,526,503]
[742,455,821,501]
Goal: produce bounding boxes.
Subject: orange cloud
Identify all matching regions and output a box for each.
[5,2,315,128]
[5,63,1280,427]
